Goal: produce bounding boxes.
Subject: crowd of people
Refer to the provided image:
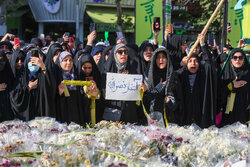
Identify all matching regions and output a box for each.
[0,25,249,128]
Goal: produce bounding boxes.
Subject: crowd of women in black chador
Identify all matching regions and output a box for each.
[0,29,249,128]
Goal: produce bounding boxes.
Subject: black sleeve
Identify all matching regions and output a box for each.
[37,70,56,117]
[84,45,93,53]
[9,78,31,121]
[143,82,165,102]
[153,44,158,50]
[165,73,184,125]
[201,44,212,62]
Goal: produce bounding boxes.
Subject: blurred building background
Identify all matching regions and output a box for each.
[0,0,223,45]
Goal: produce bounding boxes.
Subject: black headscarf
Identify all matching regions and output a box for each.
[219,48,250,126]
[9,50,25,79]
[23,43,36,54]
[31,38,43,48]
[0,51,14,90]
[97,45,113,73]
[78,54,102,89]
[177,48,217,128]
[220,48,250,80]
[217,53,228,65]
[138,41,155,75]
[74,49,89,69]
[45,43,62,72]
[0,51,14,121]
[126,43,139,53]
[224,44,233,51]
[74,40,82,55]
[9,50,56,121]
[0,41,13,52]
[166,35,187,70]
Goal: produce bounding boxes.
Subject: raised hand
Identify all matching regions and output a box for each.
[30,57,46,70]
[87,30,96,46]
[237,38,248,48]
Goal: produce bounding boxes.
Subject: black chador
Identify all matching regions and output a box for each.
[144,48,183,125]
[0,51,14,121]
[219,48,250,126]
[78,54,103,123]
[53,51,86,125]
[177,45,217,128]
[10,53,56,121]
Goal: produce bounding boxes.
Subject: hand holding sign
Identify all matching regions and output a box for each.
[105,73,143,101]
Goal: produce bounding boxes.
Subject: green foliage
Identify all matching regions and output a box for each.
[179,0,223,32]
[121,14,133,31]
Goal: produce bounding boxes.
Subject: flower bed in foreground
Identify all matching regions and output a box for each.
[0,117,249,167]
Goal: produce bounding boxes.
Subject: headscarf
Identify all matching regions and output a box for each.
[91,46,104,57]
[216,53,228,65]
[97,45,113,73]
[31,38,43,48]
[25,52,40,81]
[24,43,36,54]
[74,49,89,69]
[138,41,155,75]
[0,41,13,51]
[78,54,102,89]
[105,43,140,75]
[74,40,82,55]
[44,43,62,72]
[113,43,128,73]
[54,51,76,90]
[220,48,250,80]
[126,43,139,53]
[0,51,14,89]
[146,48,174,94]
[224,44,233,51]
[9,50,25,78]
[166,35,187,70]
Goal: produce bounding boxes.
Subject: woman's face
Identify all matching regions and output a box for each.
[93,52,102,64]
[53,50,61,63]
[223,47,230,54]
[193,47,200,54]
[143,46,154,62]
[231,52,245,68]
[60,55,73,71]
[81,62,92,76]
[156,52,167,69]
[115,47,128,64]
[15,56,24,70]
[187,57,199,74]
[181,41,187,54]
[0,45,10,52]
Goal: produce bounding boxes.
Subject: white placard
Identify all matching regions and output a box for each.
[105,73,142,101]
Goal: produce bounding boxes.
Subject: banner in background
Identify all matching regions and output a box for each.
[228,0,250,50]
[136,0,163,45]
[105,73,142,101]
